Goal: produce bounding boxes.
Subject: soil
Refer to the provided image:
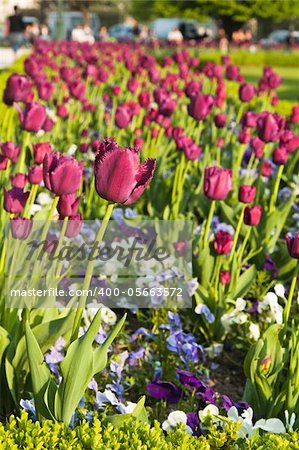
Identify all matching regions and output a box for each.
[208,350,246,401]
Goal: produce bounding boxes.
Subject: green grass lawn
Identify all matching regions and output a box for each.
[242,65,299,102]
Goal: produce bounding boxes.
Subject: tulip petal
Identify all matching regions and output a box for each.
[50,160,83,195]
[95,148,138,203]
[124,158,156,205]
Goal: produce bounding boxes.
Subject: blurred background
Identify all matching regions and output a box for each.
[1,0,298,46]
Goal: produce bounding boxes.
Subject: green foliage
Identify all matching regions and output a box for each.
[244,324,299,421]
[25,312,126,424]
[1,412,299,449]
[130,0,299,23]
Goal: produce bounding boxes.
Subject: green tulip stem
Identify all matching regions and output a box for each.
[54,216,69,277]
[269,164,284,214]
[23,184,38,219]
[237,226,251,263]
[71,202,115,342]
[229,204,246,263]
[30,196,60,283]
[86,174,95,212]
[203,200,216,244]
[17,131,31,174]
[284,262,299,326]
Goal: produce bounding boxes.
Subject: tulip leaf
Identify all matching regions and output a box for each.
[93,313,126,374]
[25,322,56,420]
[105,396,148,427]
[55,308,103,423]
[230,265,256,298]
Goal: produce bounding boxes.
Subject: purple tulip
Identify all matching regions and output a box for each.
[65,213,83,238]
[33,142,52,165]
[238,185,256,203]
[28,165,43,184]
[3,187,29,213]
[57,193,81,217]
[43,152,83,195]
[3,73,32,105]
[188,94,214,121]
[257,113,280,143]
[115,106,131,129]
[239,83,255,102]
[204,166,232,200]
[214,113,227,128]
[11,173,27,189]
[17,102,47,132]
[94,138,156,205]
[1,142,20,163]
[286,233,299,259]
[10,217,33,240]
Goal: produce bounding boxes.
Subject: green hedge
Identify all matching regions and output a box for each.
[1,413,299,450]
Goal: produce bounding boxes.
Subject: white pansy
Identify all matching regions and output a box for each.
[274,284,285,298]
[118,402,137,414]
[285,410,296,431]
[67,144,77,155]
[162,411,193,435]
[36,192,52,205]
[254,418,286,434]
[264,292,278,305]
[30,204,42,215]
[36,129,45,137]
[100,306,117,325]
[236,298,246,311]
[198,404,219,422]
[249,323,260,341]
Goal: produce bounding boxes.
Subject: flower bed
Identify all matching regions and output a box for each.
[0,39,298,446]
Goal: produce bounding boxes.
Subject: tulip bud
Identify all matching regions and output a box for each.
[257,113,280,143]
[290,106,299,124]
[260,355,271,375]
[273,147,288,165]
[17,102,47,132]
[138,91,150,108]
[238,130,251,144]
[219,270,230,285]
[65,213,83,238]
[33,142,51,165]
[241,111,257,128]
[244,205,262,226]
[10,217,33,240]
[3,74,32,105]
[213,231,233,255]
[28,165,43,184]
[57,104,68,118]
[11,173,27,189]
[0,155,8,171]
[214,113,226,128]
[115,106,131,129]
[3,187,29,213]
[188,94,214,121]
[69,80,86,101]
[43,152,83,195]
[57,193,81,217]
[1,142,20,163]
[239,83,255,102]
[238,185,256,203]
[261,161,272,177]
[204,166,232,200]
[94,138,156,205]
[286,233,299,259]
[226,65,239,80]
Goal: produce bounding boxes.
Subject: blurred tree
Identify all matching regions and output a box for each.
[130,0,299,36]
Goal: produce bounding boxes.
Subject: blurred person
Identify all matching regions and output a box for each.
[40,23,50,40]
[99,25,108,41]
[286,25,296,50]
[219,28,229,54]
[167,27,183,45]
[132,19,140,40]
[82,23,95,44]
[139,25,149,43]
[6,5,25,54]
[71,24,84,42]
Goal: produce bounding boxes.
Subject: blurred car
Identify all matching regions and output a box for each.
[47,12,100,40]
[149,18,214,41]
[260,29,299,47]
[108,23,141,41]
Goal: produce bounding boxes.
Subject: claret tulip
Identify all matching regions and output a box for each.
[94,138,156,205]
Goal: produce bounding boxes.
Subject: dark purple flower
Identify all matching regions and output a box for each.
[146,379,182,404]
